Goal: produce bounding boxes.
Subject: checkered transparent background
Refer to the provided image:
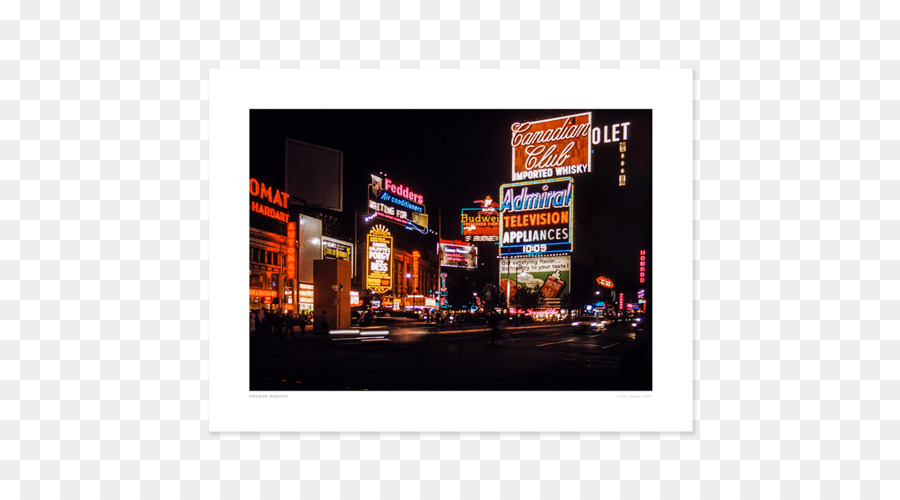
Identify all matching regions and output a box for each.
[2,1,899,498]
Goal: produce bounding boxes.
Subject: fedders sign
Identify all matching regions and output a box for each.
[384,178,423,205]
[368,172,428,228]
[511,112,591,181]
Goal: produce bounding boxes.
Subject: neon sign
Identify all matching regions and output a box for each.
[639,249,647,284]
[366,224,393,294]
[285,222,296,278]
[461,209,500,243]
[368,173,428,228]
[384,178,423,205]
[249,178,290,223]
[297,283,314,305]
[412,250,420,293]
[596,276,614,289]
[499,178,573,256]
[511,112,592,181]
[473,196,499,214]
[499,182,572,212]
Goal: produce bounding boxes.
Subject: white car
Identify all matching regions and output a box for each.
[571,316,606,333]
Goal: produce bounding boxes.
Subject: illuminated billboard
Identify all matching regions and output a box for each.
[322,236,354,277]
[461,196,500,242]
[365,224,392,294]
[461,209,500,242]
[297,283,314,308]
[596,276,614,289]
[438,241,477,269]
[368,172,429,229]
[249,178,290,223]
[498,177,573,257]
[511,112,592,181]
[499,255,570,303]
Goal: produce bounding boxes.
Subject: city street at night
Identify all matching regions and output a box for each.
[249,321,650,391]
[249,109,653,392]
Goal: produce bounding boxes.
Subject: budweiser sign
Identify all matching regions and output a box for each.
[510,112,592,181]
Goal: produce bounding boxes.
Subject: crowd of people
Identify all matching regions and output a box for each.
[249,309,328,339]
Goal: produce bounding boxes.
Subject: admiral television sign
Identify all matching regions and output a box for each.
[499,178,573,257]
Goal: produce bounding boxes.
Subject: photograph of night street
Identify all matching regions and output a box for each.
[249,109,652,391]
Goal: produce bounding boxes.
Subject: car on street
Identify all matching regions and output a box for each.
[571,316,606,333]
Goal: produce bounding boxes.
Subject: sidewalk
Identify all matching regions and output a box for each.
[250,329,330,342]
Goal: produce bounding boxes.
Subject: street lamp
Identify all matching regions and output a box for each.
[516,266,525,309]
[514,265,525,323]
[331,283,344,330]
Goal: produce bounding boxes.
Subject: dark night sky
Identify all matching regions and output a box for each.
[250,109,652,300]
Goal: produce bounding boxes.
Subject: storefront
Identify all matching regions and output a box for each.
[249,226,287,311]
[249,177,296,312]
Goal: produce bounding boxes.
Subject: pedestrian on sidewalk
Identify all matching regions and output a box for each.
[249,311,256,338]
[257,308,267,337]
[285,313,295,340]
[273,312,283,340]
[298,312,308,335]
[319,310,330,335]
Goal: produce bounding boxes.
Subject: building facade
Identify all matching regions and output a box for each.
[249,226,289,311]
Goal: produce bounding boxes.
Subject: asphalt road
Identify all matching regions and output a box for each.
[249,321,652,391]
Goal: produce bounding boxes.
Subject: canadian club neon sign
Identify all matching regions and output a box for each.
[511,113,591,181]
[510,112,633,182]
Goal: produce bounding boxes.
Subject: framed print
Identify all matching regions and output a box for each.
[209,69,692,431]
